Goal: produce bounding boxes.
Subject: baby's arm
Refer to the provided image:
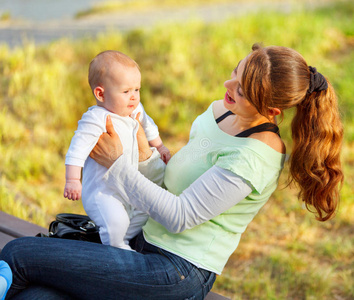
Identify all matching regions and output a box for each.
[64,107,107,200]
[64,165,82,201]
[149,136,171,164]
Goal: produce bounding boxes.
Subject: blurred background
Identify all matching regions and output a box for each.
[0,0,353,299]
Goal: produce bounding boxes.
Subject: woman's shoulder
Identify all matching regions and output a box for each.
[211,100,227,116]
[210,100,286,154]
[249,131,286,154]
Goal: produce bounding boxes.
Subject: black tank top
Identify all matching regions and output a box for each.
[215,110,280,138]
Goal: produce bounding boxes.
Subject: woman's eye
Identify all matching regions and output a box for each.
[237,88,243,97]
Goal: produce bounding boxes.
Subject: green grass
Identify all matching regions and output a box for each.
[75,0,284,18]
[74,0,331,19]
[75,0,230,18]
[0,1,353,299]
[0,11,11,21]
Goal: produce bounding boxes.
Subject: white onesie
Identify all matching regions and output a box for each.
[65,103,159,249]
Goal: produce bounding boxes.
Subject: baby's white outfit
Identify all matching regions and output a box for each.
[65,103,159,249]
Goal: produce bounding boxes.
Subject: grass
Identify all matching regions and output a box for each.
[74,0,288,18]
[0,0,353,299]
[74,0,335,19]
[75,0,230,18]
[0,11,11,21]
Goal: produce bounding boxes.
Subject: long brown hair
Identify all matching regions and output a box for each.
[242,44,344,221]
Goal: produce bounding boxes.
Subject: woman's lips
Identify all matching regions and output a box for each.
[224,92,235,104]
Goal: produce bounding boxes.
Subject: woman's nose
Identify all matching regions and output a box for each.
[224,79,230,89]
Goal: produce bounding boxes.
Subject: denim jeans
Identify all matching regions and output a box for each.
[0,232,216,299]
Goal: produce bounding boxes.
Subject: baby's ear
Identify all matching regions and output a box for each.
[94,86,104,102]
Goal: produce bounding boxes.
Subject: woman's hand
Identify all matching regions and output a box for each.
[90,115,123,168]
[135,113,153,162]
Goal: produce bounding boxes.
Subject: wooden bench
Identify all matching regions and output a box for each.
[0,211,46,250]
[0,211,230,299]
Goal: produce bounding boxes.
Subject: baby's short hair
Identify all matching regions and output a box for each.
[88,50,139,90]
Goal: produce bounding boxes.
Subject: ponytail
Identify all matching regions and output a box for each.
[290,82,344,221]
[245,45,344,221]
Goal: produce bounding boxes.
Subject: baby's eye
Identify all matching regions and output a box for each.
[123,90,129,93]
[135,88,140,92]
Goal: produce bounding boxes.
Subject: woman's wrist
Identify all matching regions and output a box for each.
[139,148,153,162]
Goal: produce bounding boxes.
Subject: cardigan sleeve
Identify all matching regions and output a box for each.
[103,155,252,233]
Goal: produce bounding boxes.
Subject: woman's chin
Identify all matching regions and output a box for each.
[223,98,235,112]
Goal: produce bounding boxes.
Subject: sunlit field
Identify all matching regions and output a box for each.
[0,1,353,299]
[74,0,298,18]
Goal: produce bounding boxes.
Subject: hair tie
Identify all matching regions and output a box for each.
[307,66,328,94]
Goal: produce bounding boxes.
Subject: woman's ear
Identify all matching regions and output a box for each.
[94,86,104,103]
[268,107,281,117]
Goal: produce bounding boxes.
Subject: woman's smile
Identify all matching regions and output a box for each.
[224,92,235,104]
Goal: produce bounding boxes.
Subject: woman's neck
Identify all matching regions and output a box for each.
[213,100,276,136]
[217,113,272,137]
[232,114,272,132]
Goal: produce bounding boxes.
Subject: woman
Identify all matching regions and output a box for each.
[0,44,343,299]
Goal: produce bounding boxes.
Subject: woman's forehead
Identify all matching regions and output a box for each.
[233,57,248,76]
[233,60,241,74]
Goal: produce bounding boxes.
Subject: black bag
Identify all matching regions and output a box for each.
[39,213,101,244]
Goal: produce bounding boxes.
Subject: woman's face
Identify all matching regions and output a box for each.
[223,57,259,117]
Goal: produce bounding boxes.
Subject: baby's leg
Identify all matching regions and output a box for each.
[125,210,149,241]
[84,194,131,249]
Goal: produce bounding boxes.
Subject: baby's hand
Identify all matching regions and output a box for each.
[64,180,82,201]
[157,144,171,164]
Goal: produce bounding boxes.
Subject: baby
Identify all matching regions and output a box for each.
[64,50,170,249]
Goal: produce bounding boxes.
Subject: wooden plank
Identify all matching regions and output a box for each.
[0,211,47,251]
[0,211,46,238]
[0,231,16,250]
[205,291,231,300]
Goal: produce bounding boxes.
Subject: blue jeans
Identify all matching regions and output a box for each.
[0,232,216,299]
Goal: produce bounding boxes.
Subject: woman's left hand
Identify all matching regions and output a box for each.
[90,115,123,169]
[135,113,153,162]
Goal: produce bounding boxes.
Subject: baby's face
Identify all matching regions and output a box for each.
[101,64,141,117]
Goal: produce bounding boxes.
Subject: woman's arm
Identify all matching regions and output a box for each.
[133,102,160,142]
[138,148,166,186]
[103,157,252,233]
[90,115,252,233]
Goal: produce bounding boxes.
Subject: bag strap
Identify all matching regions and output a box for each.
[56,214,97,232]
